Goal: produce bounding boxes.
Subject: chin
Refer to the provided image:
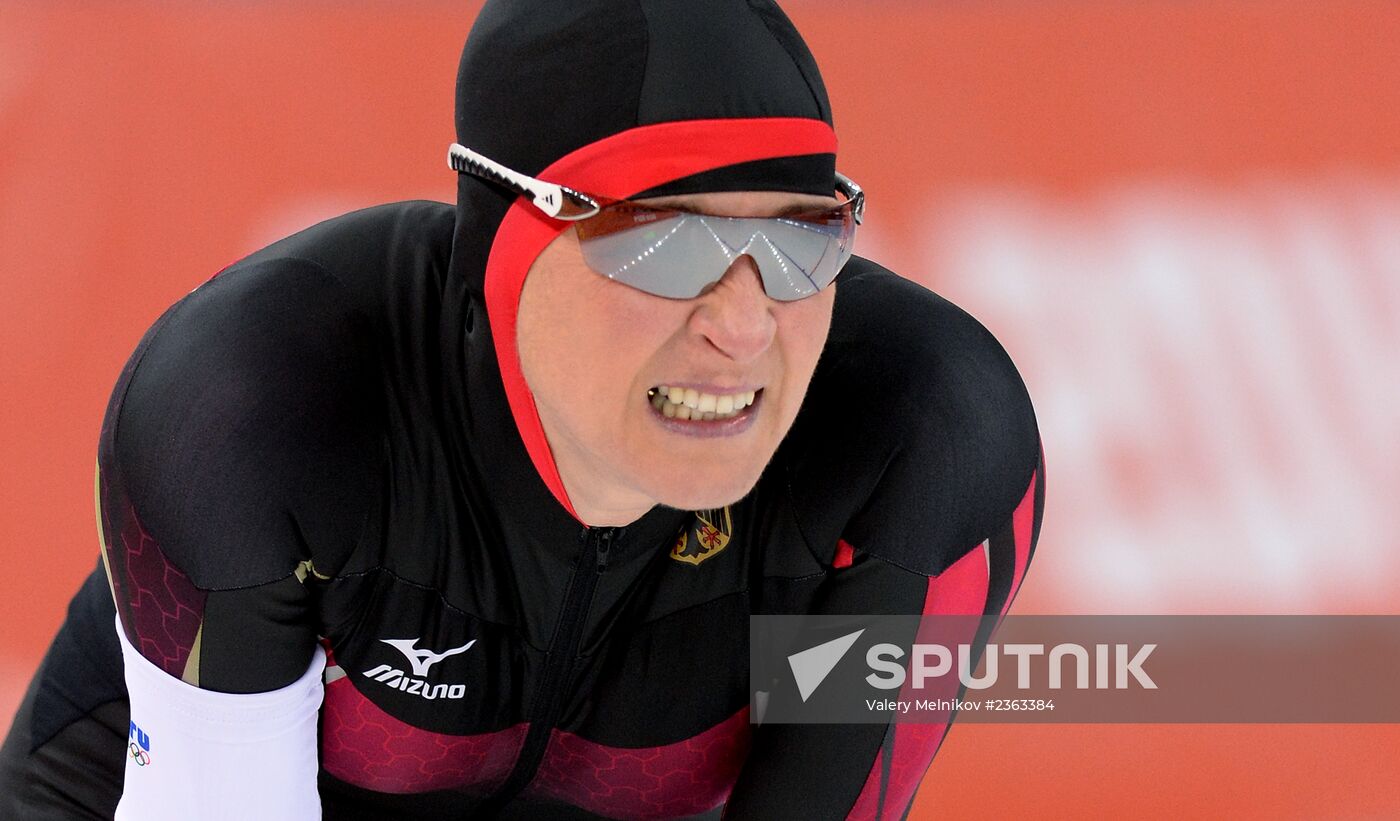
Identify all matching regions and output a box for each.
[646,468,763,512]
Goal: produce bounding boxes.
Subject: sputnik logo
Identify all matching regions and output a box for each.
[379,638,477,677]
[788,629,865,702]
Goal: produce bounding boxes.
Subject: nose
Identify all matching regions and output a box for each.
[689,255,776,364]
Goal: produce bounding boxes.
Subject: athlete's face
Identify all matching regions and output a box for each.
[517,189,839,525]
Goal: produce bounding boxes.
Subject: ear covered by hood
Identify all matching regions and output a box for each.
[447,0,839,520]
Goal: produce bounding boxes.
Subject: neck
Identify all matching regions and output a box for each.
[559,475,656,528]
[549,440,657,527]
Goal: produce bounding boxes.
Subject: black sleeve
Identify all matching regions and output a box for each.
[726,260,1045,819]
[98,256,383,693]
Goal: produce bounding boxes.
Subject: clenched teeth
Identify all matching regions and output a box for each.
[649,385,757,421]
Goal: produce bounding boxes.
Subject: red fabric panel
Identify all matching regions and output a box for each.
[104,497,207,679]
[833,538,856,569]
[999,467,1040,618]
[526,707,752,819]
[483,118,838,519]
[844,544,991,820]
[319,643,528,795]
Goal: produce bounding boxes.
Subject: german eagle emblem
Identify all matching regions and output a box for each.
[670,507,733,566]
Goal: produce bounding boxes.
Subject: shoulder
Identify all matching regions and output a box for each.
[825,257,1038,449]
[779,256,1041,574]
[101,250,386,589]
[237,200,455,299]
[116,253,379,429]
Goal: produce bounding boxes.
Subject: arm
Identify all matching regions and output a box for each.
[726,458,1043,821]
[113,619,326,820]
[97,258,382,819]
[727,260,1045,819]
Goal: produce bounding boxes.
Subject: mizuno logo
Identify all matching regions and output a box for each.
[380,637,476,677]
[361,664,468,700]
[360,637,477,702]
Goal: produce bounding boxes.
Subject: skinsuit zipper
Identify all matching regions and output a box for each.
[481,526,620,812]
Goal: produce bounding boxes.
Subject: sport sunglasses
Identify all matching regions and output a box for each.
[448,143,865,301]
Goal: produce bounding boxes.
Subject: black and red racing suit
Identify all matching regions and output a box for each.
[5,200,1042,819]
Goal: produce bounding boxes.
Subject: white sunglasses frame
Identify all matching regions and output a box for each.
[447,143,864,225]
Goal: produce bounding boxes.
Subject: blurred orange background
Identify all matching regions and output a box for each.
[2,1,1397,817]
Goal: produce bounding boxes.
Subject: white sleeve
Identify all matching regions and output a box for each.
[115,615,325,821]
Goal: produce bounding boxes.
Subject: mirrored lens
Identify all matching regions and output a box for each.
[576,205,856,300]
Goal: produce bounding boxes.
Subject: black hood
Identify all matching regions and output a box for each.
[443,0,839,524]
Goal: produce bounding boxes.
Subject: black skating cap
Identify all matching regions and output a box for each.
[454,0,835,197]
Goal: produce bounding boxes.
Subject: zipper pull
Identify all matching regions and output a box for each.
[595,529,615,573]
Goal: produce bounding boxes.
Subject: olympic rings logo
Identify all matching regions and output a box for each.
[128,741,151,767]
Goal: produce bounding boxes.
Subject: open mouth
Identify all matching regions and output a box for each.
[647,385,761,421]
